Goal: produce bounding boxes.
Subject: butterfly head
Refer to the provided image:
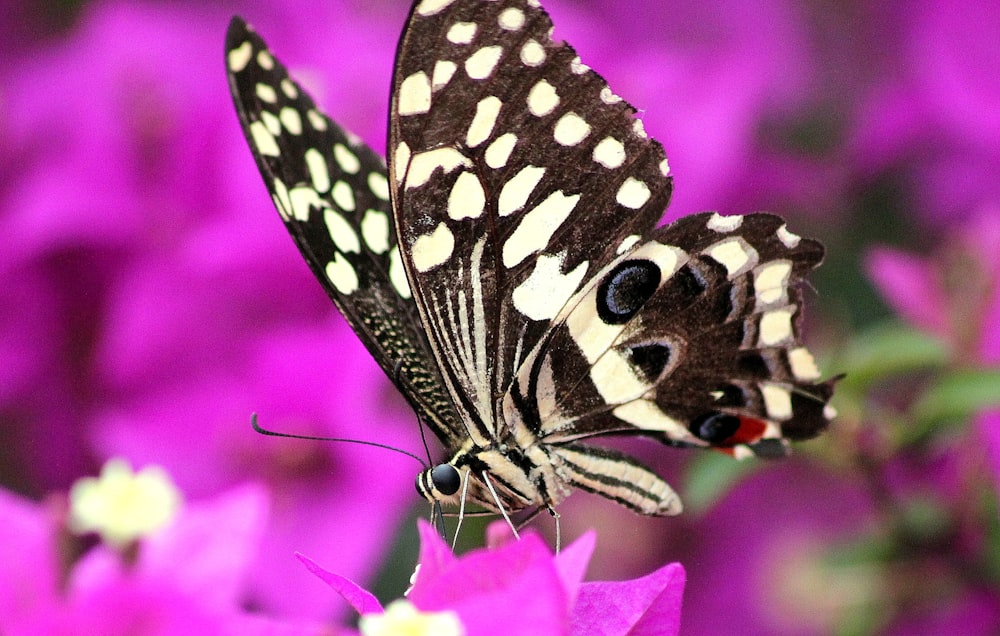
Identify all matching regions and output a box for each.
[416,462,462,503]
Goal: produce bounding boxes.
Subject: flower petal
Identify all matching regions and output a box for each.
[572,562,685,636]
[296,553,383,616]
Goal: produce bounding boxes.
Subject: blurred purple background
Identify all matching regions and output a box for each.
[2,0,998,633]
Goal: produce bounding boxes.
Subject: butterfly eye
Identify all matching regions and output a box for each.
[689,411,741,444]
[430,463,461,496]
[597,259,661,324]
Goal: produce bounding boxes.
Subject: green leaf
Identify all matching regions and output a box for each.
[833,321,948,393]
[910,367,1000,434]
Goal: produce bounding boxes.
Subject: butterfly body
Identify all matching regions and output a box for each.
[226,0,835,520]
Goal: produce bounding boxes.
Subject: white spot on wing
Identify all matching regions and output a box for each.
[333,144,361,174]
[616,235,641,254]
[527,80,559,117]
[361,209,390,254]
[325,253,358,294]
[432,60,457,91]
[593,137,626,169]
[554,112,590,146]
[706,238,758,276]
[305,111,325,132]
[393,142,411,185]
[447,21,477,44]
[759,308,794,346]
[788,347,821,381]
[616,177,651,209]
[368,172,390,201]
[485,133,518,169]
[416,0,457,16]
[466,96,503,148]
[498,7,525,30]
[289,186,323,222]
[398,71,432,116]
[570,56,590,74]
[659,158,670,176]
[261,110,281,136]
[448,171,486,220]
[599,87,622,104]
[512,254,589,321]
[272,177,291,220]
[280,78,298,99]
[249,121,279,157]
[389,247,411,299]
[255,82,277,104]
[777,224,802,248]
[411,223,455,272]
[405,148,470,189]
[520,40,546,66]
[502,191,580,267]
[256,50,274,70]
[707,213,744,233]
[279,107,302,135]
[227,41,252,72]
[331,181,356,212]
[465,46,503,80]
[324,209,360,253]
[760,383,793,420]
[305,148,330,193]
[754,261,792,305]
[498,165,545,217]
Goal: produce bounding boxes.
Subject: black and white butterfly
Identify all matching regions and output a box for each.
[226,0,835,531]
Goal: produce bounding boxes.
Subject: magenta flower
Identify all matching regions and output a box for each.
[850,0,1000,224]
[300,521,685,636]
[0,1,420,619]
[0,460,332,635]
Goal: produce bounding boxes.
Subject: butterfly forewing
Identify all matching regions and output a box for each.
[387,1,673,439]
[225,18,464,447]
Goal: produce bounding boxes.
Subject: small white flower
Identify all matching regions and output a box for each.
[359,599,464,636]
[68,458,182,549]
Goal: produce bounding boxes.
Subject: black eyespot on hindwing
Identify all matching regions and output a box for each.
[689,411,741,444]
[627,342,672,382]
[597,259,661,325]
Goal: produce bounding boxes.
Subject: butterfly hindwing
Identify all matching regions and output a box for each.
[387,1,673,442]
[225,17,465,447]
[513,212,833,455]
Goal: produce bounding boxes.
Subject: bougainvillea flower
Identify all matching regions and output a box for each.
[300,521,685,636]
[0,459,331,634]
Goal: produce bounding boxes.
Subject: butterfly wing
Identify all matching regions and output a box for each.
[386,1,673,445]
[225,17,464,447]
[515,211,835,453]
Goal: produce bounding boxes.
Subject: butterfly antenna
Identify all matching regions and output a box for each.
[250,413,427,468]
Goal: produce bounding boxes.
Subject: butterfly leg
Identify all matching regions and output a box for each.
[451,468,472,550]
[549,506,561,554]
[481,471,520,542]
[430,500,447,539]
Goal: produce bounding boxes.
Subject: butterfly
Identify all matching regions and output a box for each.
[225,0,836,531]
